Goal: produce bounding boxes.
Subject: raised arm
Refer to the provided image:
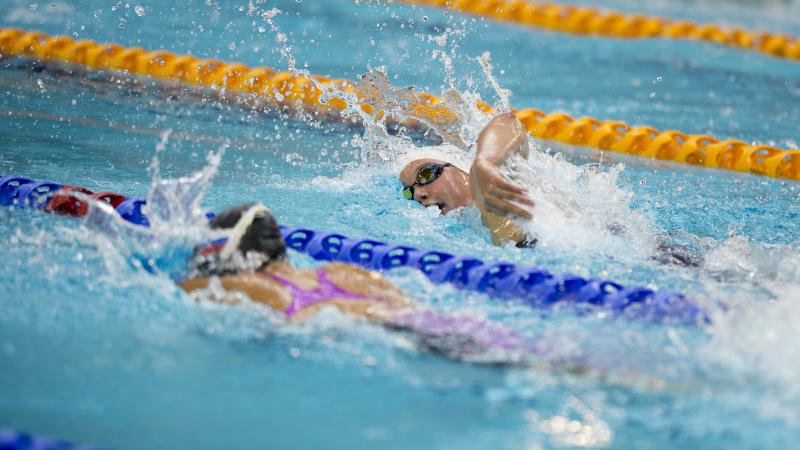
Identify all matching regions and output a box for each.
[475,112,530,163]
[469,113,535,245]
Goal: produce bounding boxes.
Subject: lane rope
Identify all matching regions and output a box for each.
[398,0,800,62]
[0,28,796,181]
[0,429,105,450]
[0,174,711,325]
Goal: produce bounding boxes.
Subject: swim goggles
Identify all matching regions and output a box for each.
[401,163,452,200]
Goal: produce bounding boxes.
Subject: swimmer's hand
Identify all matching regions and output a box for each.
[470,157,534,220]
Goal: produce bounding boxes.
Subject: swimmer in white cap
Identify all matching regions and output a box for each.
[399,113,704,266]
[399,113,536,247]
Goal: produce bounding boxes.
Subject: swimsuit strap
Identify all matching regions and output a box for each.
[264,268,369,318]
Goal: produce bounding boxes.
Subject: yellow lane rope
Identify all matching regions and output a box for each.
[397,0,800,62]
[0,28,798,181]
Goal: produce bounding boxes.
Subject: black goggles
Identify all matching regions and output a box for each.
[401,163,452,200]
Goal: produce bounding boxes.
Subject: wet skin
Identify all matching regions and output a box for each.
[399,113,534,219]
[398,113,536,246]
[399,159,473,215]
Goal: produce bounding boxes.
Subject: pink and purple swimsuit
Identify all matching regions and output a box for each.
[264,269,370,318]
[263,268,546,358]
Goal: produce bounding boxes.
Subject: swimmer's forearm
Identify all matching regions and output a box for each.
[181,275,288,311]
[470,113,535,225]
[475,113,528,165]
[180,277,209,292]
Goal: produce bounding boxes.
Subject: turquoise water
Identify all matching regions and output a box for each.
[1,0,800,449]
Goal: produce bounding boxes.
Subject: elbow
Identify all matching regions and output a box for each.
[495,112,523,128]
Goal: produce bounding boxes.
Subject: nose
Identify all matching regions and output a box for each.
[414,185,448,214]
[417,196,435,208]
[413,186,432,205]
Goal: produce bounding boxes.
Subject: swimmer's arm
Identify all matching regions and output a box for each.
[480,211,530,246]
[475,112,530,164]
[470,113,535,245]
[471,113,534,222]
[180,275,289,312]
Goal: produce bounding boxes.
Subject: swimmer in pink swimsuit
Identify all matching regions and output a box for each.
[263,268,545,360]
[180,203,547,364]
[263,269,371,318]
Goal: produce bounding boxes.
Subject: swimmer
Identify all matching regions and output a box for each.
[399,113,535,247]
[180,203,546,364]
[399,114,704,267]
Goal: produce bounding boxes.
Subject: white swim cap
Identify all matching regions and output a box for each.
[395,143,473,173]
[218,203,271,261]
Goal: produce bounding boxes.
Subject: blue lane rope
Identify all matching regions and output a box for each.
[0,429,105,450]
[0,175,710,325]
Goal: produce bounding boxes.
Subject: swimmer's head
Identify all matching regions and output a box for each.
[190,203,286,276]
[399,158,473,215]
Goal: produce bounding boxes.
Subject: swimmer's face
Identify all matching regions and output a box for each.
[399,159,472,215]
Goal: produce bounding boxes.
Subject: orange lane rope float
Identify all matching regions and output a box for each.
[397,0,800,62]
[0,27,797,181]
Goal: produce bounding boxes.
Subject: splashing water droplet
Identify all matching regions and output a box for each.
[477,52,511,113]
[134,5,144,16]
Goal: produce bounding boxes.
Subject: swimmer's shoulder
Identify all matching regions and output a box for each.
[180,273,290,310]
[181,273,264,291]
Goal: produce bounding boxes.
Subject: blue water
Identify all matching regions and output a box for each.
[1,0,800,449]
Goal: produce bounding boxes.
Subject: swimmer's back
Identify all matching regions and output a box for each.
[182,263,410,321]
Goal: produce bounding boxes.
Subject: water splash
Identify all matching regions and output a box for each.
[80,133,228,281]
[247,2,296,71]
[320,51,652,266]
[697,236,800,421]
[145,130,227,230]
[477,52,512,114]
[503,152,656,264]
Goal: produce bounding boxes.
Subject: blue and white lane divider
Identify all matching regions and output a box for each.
[0,175,710,325]
[0,429,104,450]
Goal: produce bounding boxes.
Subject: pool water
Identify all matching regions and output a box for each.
[1,0,800,449]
